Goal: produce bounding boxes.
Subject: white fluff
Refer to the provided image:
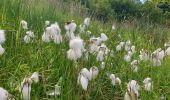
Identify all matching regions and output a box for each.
[77,72,89,91]
[0,87,9,100]
[109,74,121,86]
[101,62,105,69]
[21,78,32,100]
[131,60,139,72]
[143,78,152,91]
[45,20,50,27]
[131,45,136,54]
[0,45,5,55]
[90,66,99,79]
[152,51,161,66]
[0,30,6,44]
[119,42,125,47]
[116,44,122,51]
[81,68,91,80]
[84,17,90,27]
[112,24,115,30]
[158,50,165,60]
[50,23,62,44]
[30,72,39,83]
[124,54,131,62]
[96,50,105,61]
[165,47,170,55]
[100,33,108,42]
[139,49,149,61]
[21,20,28,30]
[67,49,82,61]
[55,84,60,96]
[125,40,131,51]
[125,80,140,100]
[24,35,31,43]
[90,43,99,53]
[79,24,85,33]
[26,31,34,38]
[42,32,50,42]
[69,37,84,50]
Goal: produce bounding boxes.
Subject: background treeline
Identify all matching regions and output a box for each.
[62,0,170,24]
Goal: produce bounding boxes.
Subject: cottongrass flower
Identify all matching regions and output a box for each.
[109,74,121,86]
[125,40,131,51]
[124,51,132,62]
[116,42,125,51]
[131,45,136,54]
[112,24,115,30]
[96,44,109,61]
[100,62,105,69]
[45,20,50,27]
[124,80,140,100]
[24,31,35,43]
[79,24,86,33]
[89,37,101,53]
[0,30,6,44]
[0,44,5,55]
[165,46,170,56]
[151,50,161,66]
[77,68,91,91]
[90,66,99,80]
[21,78,32,100]
[143,77,152,91]
[100,33,108,42]
[67,37,84,61]
[139,49,149,61]
[84,17,90,27]
[21,20,28,30]
[21,72,39,100]
[0,87,9,100]
[65,20,77,40]
[131,60,139,72]
[42,22,62,44]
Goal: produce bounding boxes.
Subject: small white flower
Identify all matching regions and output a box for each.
[77,72,89,91]
[84,17,90,27]
[30,72,39,83]
[81,68,91,80]
[119,42,125,47]
[125,40,131,51]
[139,49,149,61]
[112,24,115,30]
[109,74,121,86]
[116,44,122,51]
[0,87,9,100]
[45,20,50,27]
[55,84,60,96]
[152,51,161,66]
[158,49,165,60]
[101,62,105,69]
[131,60,139,72]
[143,77,152,91]
[24,35,31,43]
[96,50,105,61]
[100,33,108,42]
[0,30,6,44]
[124,54,131,62]
[165,47,170,56]
[0,45,5,55]
[26,31,35,38]
[90,66,99,79]
[42,32,50,43]
[21,78,32,100]
[21,20,28,30]
[79,24,85,33]
[125,80,140,100]
[131,45,136,54]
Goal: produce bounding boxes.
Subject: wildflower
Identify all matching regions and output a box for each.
[0,45,5,55]
[96,44,108,61]
[152,50,161,66]
[100,33,108,42]
[84,17,90,27]
[24,31,34,43]
[0,30,6,44]
[50,23,62,44]
[79,24,85,33]
[112,24,115,30]
[131,45,136,54]
[90,66,99,80]
[131,60,139,72]
[124,80,140,100]
[139,49,149,61]
[101,62,105,69]
[21,20,28,30]
[65,20,77,40]
[124,51,132,62]
[42,32,50,43]
[0,87,9,100]
[125,40,131,51]
[116,44,122,51]
[165,46,170,56]
[45,20,50,27]
[109,74,121,86]
[21,78,32,100]
[30,72,39,83]
[67,37,84,61]
[143,77,152,91]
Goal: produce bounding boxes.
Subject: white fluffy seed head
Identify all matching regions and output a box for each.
[21,20,28,30]
[69,37,84,50]
[30,72,39,83]
[0,45,5,55]
[0,87,8,100]
[24,35,31,43]
[100,33,108,42]
[0,30,6,44]
[84,17,90,27]
[45,20,50,27]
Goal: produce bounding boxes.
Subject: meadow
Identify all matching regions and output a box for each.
[0,0,170,99]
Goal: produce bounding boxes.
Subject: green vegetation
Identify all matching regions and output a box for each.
[0,0,170,99]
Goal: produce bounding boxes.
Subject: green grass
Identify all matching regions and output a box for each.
[0,0,170,99]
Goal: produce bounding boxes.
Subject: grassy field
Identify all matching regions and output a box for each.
[0,0,170,99]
